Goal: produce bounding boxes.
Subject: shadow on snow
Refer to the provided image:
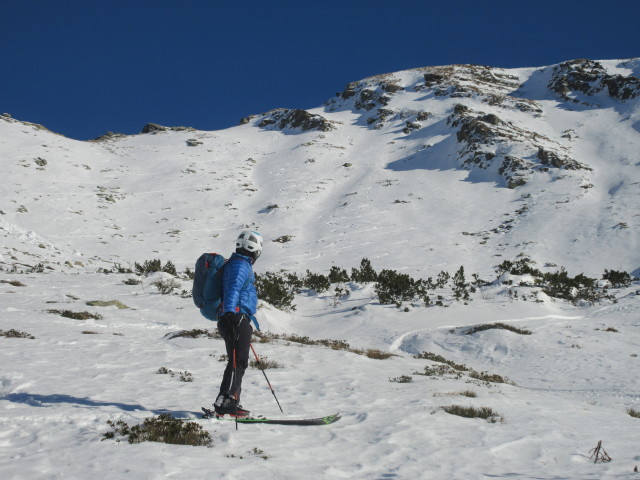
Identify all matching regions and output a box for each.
[1,392,200,418]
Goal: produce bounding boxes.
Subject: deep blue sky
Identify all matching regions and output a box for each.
[1,0,638,140]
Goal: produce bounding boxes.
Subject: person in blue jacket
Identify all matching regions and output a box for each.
[213,230,263,417]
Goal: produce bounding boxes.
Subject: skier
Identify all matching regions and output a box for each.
[213,230,263,417]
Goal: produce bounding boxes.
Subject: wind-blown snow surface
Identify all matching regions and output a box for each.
[1,58,640,479]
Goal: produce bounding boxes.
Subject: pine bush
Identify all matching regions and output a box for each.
[602,269,633,287]
[255,272,297,311]
[350,258,378,283]
[103,415,212,446]
[303,271,331,293]
[375,269,427,306]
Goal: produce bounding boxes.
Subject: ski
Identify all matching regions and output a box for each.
[201,407,341,426]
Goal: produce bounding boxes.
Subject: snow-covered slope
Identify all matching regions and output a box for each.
[1,58,640,479]
[2,58,639,278]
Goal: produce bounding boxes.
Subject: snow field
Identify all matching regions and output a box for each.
[2,271,640,479]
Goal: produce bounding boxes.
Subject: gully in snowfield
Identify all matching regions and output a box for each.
[213,230,263,417]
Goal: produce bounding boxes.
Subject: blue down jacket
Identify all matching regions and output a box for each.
[221,253,259,330]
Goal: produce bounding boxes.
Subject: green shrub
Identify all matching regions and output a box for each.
[250,356,282,369]
[250,447,271,460]
[464,323,532,335]
[496,259,618,304]
[328,266,350,284]
[151,278,181,295]
[539,269,606,304]
[28,263,45,274]
[0,329,35,339]
[103,415,212,446]
[389,375,413,383]
[0,280,26,287]
[354,348,396,359]
[332,285,349,305]
[284,272,304,290]
[135,259,162,275]
[627,407,640,418]
[156,367,193,382]
[255,332,393,359]
[350,258,378,283]
[375,269,427,306]
[304,271,331,293]
[457,390,477,398]
[47,309,103,320]
[602,269,633,288]
[468,370,511,384]
[165,329,220,340]
[418,364,464,378]
[112,263,134,274]
[435,271,450,289]
[273,235,293,243]
[135,259,177,276]
[296,335,350,351]
[471,273,490,288]
[414,352,469,371]
[441,405,503,423]
[255,272,297,311]
[496,258,542,277]
[452,266,471,301]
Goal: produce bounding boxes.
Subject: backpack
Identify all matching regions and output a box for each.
[192,253,226,321]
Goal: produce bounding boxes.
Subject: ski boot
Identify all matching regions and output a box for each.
[213,394,250,418]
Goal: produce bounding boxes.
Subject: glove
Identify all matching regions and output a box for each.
[220,311,245,329]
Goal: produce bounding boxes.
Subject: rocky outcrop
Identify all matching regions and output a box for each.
[141,123,166,134]
[92,132,127,142]
[140,123,195,134]
[417,64,522,97]
[549,59,640,103]
[365,108,433,132]
[337,82,394,111]
[333,74,406,115]
[449,104,591,188]
[0,113,62,136]
[330,65,543,131]
[255,109,336,132]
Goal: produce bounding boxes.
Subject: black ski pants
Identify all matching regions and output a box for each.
[217,314,253,401]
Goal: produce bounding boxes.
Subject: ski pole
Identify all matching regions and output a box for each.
[232,325,239,430]
[250,343,284,413]
[233,345,238,430]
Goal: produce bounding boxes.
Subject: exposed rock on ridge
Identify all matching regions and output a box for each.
[140,123,195,134]
[321,60,639,188]
[449,104,590,188]
[250,108,337,132]
[549,59,640,103]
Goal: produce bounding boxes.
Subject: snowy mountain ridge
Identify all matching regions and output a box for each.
[1,57,639,279]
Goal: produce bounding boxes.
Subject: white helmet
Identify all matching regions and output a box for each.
[236,230,263,260]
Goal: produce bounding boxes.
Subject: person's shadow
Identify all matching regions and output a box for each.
[1,392,200,418]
